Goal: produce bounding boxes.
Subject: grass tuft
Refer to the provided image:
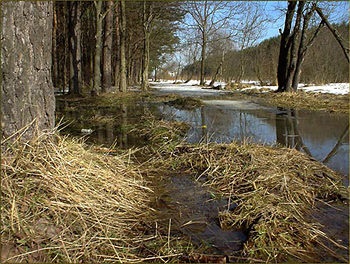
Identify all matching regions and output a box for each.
[1,131,161,262]
[149,142,348,262]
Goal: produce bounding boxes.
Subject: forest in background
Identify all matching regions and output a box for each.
[52,1,349,96]
[53,1,184,95]
[180,22,349,85]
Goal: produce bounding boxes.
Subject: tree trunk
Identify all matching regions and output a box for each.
[68,1,82,96]
[1,2,55,141]
[285,1,305,92]
[141,1,152,91]
[277,1,297,92]
[119,0,127,92]
[209,51,224,86]
[52,1,58,89]
[102,0,114,93]
[114,1,120,88]
[63,2,69,94]
[292,11,323,90]
[200,32,207,86]
[93,0,103,95]
[314,6,350,63]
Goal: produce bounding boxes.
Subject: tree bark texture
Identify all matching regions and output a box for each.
[285,1,305,92]
[141,1,152,91]
[68,1,82,95]
[52,1,58,88]
[1,1,55,141]
[93,0,103,94]
[102,0,114,93]
[114,0,120,88]
[277,1,297,92]
[200,32,207,86]
[119,0,127,92]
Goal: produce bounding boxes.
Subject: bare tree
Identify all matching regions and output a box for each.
[314,5,349,63]
[234,2,268,83]
[185,1,258,85]
[185,1,238,85]
[277,1,348,92]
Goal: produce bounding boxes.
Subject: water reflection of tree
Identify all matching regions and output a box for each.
[276,108,349,165]
[119,103,128,147]
[276,108,312,156]
[323,125,349,163]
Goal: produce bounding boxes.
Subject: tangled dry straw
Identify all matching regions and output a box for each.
[154,142,348,262]
[1,130,159,262]
[241,89,349,113]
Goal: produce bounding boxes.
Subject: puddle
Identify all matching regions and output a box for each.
[202,99,270,110]
[154,173,247,255]
[159,104,349,181]
[56,96,349,258]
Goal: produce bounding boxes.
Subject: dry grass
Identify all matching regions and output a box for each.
[133,110,189,152]
[1,130,183,262]
[242,90,349,113]
[151,142,348,262]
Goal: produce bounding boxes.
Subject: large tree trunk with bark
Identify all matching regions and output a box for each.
[1,2,55,141]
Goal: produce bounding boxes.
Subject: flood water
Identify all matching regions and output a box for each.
[159,101,349,182]
[56,95,349,259]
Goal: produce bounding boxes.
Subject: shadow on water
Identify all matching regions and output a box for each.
[56,98,349,258]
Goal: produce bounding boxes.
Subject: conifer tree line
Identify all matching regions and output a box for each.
[52,0,185,95]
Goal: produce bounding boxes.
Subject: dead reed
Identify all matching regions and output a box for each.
[243,90,349,113]
[152,142,348,262]
[1,131,161,262]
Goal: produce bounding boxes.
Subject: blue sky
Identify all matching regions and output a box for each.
[260,1,349,41]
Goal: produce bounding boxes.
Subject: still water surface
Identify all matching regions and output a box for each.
[158,102,349,180]
[56,98,349,258]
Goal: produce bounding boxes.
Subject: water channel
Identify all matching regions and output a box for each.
[56,91,349,260]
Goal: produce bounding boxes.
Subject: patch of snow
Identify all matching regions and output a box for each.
[243,83,349,95]
[300,83,349,95]
[151,80,349,95]
[150,81,228,97]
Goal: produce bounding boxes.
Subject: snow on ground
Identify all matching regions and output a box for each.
[243,83,349,95]
[150,80,228,97]
[152,80,349,95]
